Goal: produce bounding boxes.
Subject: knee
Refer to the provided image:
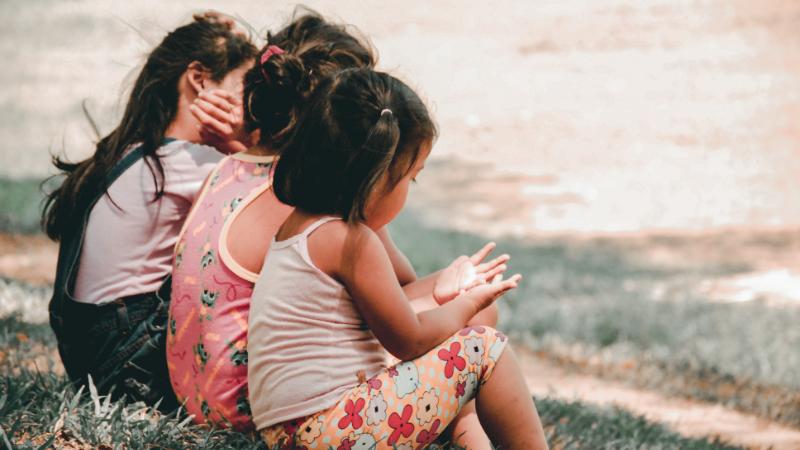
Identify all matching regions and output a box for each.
[456,325,499,339]
[448,326,509,385]
[455,326,507,363]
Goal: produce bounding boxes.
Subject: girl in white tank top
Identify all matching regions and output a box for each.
[248,69,548,449]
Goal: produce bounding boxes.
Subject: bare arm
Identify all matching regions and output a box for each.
[317,224,519,361]
[375,227,417,286]
[401,242,509,303]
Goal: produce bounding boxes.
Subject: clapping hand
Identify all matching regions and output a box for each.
[432,242,512,304]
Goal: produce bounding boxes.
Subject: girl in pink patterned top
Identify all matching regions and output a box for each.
[167,11,376,431]
[168,152,282,430]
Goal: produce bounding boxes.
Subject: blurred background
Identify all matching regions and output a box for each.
[1,0,799,448]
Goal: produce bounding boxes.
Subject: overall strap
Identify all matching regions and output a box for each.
[106,137,176,185]
[50,138,177,322]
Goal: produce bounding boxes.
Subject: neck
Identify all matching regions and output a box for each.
[245,144,279,157]
[164,95,202,142]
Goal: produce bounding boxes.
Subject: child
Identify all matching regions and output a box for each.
[167,11,376,431]
[42,13,257,410]
[174,11,507,440]
[248,68,549,449]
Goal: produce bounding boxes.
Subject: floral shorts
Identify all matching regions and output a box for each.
[260,326,509,449]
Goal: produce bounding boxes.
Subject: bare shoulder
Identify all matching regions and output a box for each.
[307,220,378,257]
[307,220,382,279]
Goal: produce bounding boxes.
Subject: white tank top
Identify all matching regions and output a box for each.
[247,217,386,430]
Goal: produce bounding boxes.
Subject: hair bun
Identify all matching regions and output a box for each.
[242,9,376,151]
[244,50,308,147]
[259,51,305,93]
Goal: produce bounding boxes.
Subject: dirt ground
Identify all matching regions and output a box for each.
[2,0,800,237]
[0,234,56,285]
[516,348,800,450]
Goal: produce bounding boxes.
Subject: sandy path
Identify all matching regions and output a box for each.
[0,234,57,285]
[4,0,800,236]
[517,349,800,450]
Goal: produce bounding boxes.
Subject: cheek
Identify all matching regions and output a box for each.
[390,183,410,211]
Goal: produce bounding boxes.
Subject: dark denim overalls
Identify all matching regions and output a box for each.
[48,140,178,411]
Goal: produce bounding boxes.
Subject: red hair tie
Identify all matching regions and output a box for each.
[260,45,285,81]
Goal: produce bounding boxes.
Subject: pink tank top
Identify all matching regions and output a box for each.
[167,152,275,431]
[247,217,386,430]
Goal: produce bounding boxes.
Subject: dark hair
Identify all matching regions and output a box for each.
[242,8,376,151]
[273,68,437,223]
[42,15,258,241]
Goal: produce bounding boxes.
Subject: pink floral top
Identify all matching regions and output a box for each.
[167,152,275,431]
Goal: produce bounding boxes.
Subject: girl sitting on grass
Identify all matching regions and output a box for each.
[166,10,376,431]
[175,10,505,444]
[42,12,257,410]
[247,68,549,449]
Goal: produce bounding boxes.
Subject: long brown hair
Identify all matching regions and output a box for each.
[42,15,257,241]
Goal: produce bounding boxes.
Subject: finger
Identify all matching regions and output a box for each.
[195,11,235,29]
[479,264,507,284]
[195,96,235,123]
[190,104,232,137]
[504,274,522,287]
[201,88,241,107]
[491,273,504,284]
[469,242,496,265]
[475,254,510,274]
[489,277,520,301]
[194,99,235,130]
[194,98,236,125]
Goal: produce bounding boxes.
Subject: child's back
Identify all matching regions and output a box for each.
[248,68,549,450]
[248,217,385,427]
[168,153,276,430]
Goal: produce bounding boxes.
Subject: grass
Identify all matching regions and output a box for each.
[0,370,743,449]
[0,316,742,449]
[536,398,741,450]
[0,177,788,447]
[5,177,800,392]
[388,210,800,426]
[0,178,53,235]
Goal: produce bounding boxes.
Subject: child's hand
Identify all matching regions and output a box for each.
[458,273,522,312]
[192,11,248,37]
[191,89,253,153]
[432,243,510,304]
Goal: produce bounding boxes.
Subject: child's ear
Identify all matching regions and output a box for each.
[186,61,210,95]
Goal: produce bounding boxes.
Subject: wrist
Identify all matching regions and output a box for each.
[219,140,248,154]
[454,292,481,320]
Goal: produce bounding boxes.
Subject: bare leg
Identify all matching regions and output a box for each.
[476,346,548,450]
[409,297,497,449]
[449,401,493,449]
